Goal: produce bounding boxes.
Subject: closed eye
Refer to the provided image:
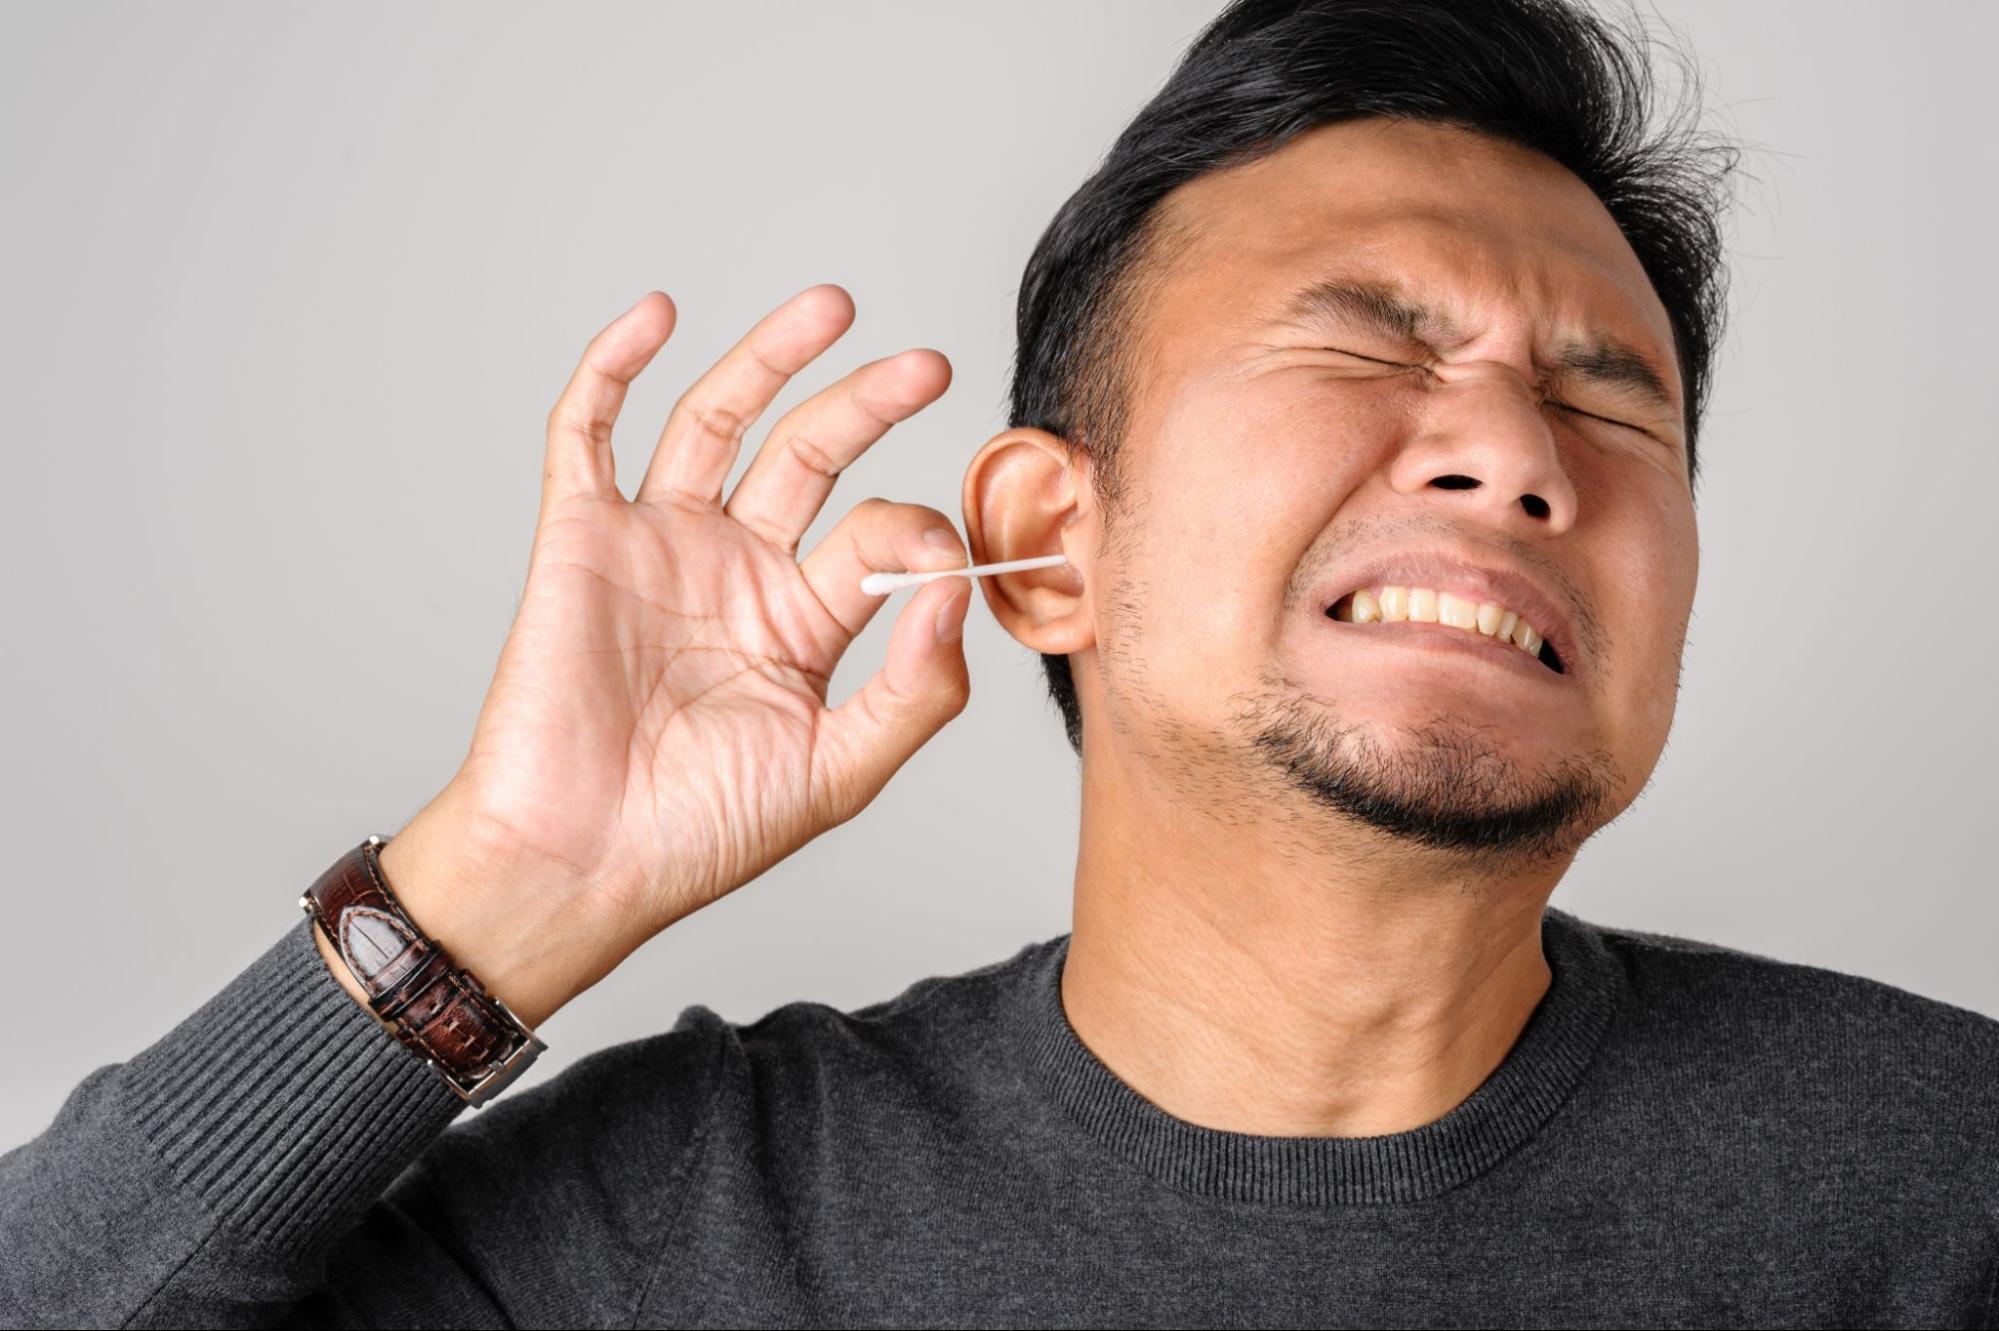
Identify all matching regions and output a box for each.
[1550,400,1649,437]
[1319,346,1419,369]
[1314,354,1664,444]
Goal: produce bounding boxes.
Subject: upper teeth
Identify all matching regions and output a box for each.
[1332,586,1547,660]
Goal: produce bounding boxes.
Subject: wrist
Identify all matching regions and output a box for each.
[368,796,620,1030]
[301,832,551,1106]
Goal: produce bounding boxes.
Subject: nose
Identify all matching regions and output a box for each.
[1385,365,1578,536]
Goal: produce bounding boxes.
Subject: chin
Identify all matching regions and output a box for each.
[1312,691,1595,775]
[1231,683,1625,860]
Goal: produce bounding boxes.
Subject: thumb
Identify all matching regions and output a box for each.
[811,574,973,826]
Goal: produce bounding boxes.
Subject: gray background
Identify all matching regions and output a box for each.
[4,1,1994,1151]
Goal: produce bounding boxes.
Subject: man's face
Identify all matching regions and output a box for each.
[1085,117,1697,862]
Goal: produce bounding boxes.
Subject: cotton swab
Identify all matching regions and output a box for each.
[860,554,1067,596]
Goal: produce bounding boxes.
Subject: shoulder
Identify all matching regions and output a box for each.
[1575,911,1999,1149]
[1596,915,1999,1047]
[724,935,1063,1096]
[412,1000,741,1194]
[634,936,1068,1200]
[430,934,1060,1151]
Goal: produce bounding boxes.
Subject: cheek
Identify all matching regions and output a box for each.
[1234,389,1409,623]
[1573,441,1696,581]
[1575,465,1696,735]
[1621,491,1697,642]
[1185,377,1404,547]
[1120,364,1415,672]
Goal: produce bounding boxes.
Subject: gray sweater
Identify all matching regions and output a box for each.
[3,904,1997,1328]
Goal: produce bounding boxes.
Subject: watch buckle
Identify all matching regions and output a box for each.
[430,999,546,1108]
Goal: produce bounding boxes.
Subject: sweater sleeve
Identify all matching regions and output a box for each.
[0,915,733,1330]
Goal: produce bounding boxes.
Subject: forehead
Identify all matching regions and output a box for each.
[1146,118,1678,373]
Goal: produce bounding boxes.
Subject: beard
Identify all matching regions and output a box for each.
[1231,678,1622,862]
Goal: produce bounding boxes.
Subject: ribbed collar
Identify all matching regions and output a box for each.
[1011,905,1624,1206]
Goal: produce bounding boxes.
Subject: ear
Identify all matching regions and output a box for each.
[960,427,1095,654]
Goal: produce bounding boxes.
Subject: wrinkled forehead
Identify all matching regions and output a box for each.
[1147,118,1678,375]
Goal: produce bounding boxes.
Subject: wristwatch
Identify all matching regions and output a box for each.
[300,834,545,1107]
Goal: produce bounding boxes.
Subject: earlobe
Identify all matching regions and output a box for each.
[960,428,1096,655]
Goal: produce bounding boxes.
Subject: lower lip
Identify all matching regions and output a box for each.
[1316,615,1568,682]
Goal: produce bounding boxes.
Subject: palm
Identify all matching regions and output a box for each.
[449,287,975,934]
[468,496,836,922]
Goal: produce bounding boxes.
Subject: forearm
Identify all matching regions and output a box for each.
[0,806,731,1330]
[0,918,467,1329]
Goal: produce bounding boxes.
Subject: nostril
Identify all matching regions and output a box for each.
[1520,493,1551,519]
[1430,474,1480,491]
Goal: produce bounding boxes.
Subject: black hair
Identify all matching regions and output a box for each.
[1005,0,1739,756]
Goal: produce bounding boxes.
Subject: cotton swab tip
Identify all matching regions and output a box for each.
[860,553,1067,596]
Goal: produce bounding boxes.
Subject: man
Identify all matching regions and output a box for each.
[5,0,1995,1325]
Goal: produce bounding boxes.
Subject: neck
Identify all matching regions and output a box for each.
[1062,741,1568,1139]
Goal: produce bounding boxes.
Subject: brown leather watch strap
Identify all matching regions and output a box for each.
[300,835,544,1107]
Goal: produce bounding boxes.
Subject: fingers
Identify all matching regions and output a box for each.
[798,497,971,640]
[544,293,676,505]
[797,498,975,823]
[810,572,972,830]
[723,348,952,553]
[634,284,857,510]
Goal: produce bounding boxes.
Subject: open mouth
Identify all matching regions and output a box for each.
[1326,585,1566,675]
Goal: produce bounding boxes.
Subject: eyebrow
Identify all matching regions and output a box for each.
[1275,276,1680,420]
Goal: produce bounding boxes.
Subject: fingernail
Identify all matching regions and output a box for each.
[934,586,967,644]
[924,527,960,552]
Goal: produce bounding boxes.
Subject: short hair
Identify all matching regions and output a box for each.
[1005,0,1740,756]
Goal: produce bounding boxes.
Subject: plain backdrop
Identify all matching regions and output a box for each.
[3,1,1995,1151]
